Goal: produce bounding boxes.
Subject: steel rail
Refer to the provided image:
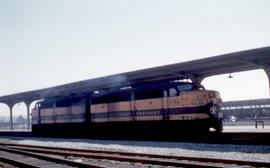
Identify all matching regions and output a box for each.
[0,155,40,168]
[0,145,215,168]
[1,143,269,168]
[0,146,105,168]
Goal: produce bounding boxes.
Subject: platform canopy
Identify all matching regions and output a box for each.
[0,46,270,104]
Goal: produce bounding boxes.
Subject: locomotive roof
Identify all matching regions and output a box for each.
[1,46,270,104]
[41,81,194,102]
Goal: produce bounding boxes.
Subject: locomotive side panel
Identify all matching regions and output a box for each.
[134,98,163,121]
[40,108,53,124]
[71,101,86,123]
[108,101,131,122]
[53,107,71,123]
[91,103,108,122]
[168,91,210,121]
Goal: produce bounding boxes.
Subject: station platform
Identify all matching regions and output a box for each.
[0,129,31,132]
[223,125,270,133]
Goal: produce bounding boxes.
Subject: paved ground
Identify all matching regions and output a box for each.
[223,120,270,132]
[223,125,270,133]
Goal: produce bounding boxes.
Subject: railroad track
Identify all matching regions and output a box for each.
[0,143,269,168]
[1,131,270,145]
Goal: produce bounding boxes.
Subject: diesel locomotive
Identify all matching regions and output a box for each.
[32,80,223,137]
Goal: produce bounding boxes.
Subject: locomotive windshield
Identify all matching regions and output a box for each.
[177,83,193,92]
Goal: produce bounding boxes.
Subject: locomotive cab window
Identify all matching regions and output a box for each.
[163,90,168,97]
[169,88,178,97]
[177,83,193,92]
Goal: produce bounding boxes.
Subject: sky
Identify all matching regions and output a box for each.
[0,0,270,116]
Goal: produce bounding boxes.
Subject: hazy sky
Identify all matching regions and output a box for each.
[0,0,270,115]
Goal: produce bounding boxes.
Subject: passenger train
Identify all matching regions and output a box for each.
[32,80,223,137]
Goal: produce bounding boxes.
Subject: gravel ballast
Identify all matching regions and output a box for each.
[0,137,269,163]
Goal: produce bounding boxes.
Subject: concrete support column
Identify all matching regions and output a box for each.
[190,76,204,89]
[7,103,14,130]
[263,67,270,96]
[24,101,32,130]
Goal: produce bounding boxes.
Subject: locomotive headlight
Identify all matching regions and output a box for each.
[210,106,217,114]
